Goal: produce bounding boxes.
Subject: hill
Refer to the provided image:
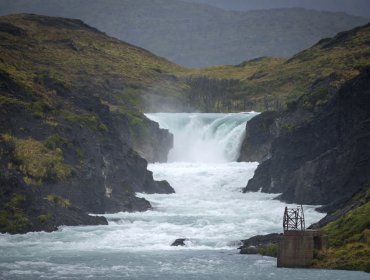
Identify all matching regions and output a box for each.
[0,0,367,67]
[236,40,370,272]
[188,22,370,111]
[0,14,177,233]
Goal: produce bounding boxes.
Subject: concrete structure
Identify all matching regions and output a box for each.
[277,230,327,268]
[277,206,328,268]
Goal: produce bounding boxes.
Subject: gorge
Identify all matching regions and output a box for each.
[0,10,369,278]
[3,112,369,279]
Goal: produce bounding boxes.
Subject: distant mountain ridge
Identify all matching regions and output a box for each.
[182,0,370,18]
[0,0,367,67]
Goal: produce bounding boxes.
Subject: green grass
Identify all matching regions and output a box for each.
[44,134,67,150]
[312,191,370,272]
[1,15,369,113]
[0,14,183,100]
[185,24,370,111]
[37,213,53,224]
[9,136,73,185]
[258,244,278,257]
[46,194,71,208]
[325,202,370,247]
[0,194,31,234]
[62,111,108,133]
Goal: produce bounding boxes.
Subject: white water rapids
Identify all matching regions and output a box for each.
[1,112,368,279]
[138,112,323,249]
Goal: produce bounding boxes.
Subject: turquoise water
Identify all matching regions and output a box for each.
[0,248,368,279]
[0,113,366,279]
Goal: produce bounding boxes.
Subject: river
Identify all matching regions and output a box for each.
[0,113,367,279]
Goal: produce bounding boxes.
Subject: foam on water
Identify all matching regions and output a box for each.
[146,112,258,162]
[1,112,366,279]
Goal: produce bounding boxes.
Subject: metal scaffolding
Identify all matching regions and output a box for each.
[283,205,305,231]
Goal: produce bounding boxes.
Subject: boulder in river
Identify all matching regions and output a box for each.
[171,238,188,246]
[240,245,258,254]
[239,233,281,256]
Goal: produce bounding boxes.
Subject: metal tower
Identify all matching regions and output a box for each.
[283,205,305,231]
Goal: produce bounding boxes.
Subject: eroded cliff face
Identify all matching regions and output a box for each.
[0,65,174,234]
[128,116,173,163]
[0,95,174,233]
[240,67,370,210]
[0,14,178,233]
[237,111,279,163]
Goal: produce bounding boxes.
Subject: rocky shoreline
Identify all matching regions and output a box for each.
[239,233,281,257]
[237,68,370,272]
[240,67,370,211]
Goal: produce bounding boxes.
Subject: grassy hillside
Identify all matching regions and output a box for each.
[0,0,367,67]
[188,22,370,111]
[312,188,370,272]
[0,14,180,233]
[0,13,184,106]
[0,13,193,122]
[1,14,369,113]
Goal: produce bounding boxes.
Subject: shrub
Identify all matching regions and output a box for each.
[13,137,73,185]
[46,194,71,208]
[258,244,278,257]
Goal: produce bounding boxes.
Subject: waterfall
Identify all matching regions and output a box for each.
[145,112,258,163]
[0,112,332,279]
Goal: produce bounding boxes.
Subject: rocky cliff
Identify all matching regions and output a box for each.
[0,14,176,234]
[129,116,173,163]
[238,67,370,272]
[241,67,370,211]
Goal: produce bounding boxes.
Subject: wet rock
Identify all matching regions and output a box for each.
[238,111,279,163]
[227,240,243,247]
[242,67,370,208]
[129,116,173,163]
[171,238,187,246]
[240,246,258,254]
[239,233,281,255]
[0,58,175,234]
[240,233,281,248]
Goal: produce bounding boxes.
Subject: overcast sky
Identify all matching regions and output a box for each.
[182,0,370,18]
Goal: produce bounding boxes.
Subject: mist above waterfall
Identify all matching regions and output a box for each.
[146,113,258,163]
[0,112,344,279]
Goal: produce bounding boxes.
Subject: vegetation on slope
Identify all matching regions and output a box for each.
[0,14,179,233]
[1,14,369,113]
[312,189,370,272]
[187,23,370,111]
[0,13,187,144]
[0,0,367,67]
[0,13,183,105]
[3,134,73,186]
[0,193,31,234]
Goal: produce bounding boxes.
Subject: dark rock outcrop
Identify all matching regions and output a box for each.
[129,117,173,163]
[241,67,370,209]
[0,22,26,36]
[238,111,279,162]
[240,245,259,254]
[0,152,108,234]
[239,233,281,254]
[171,238,187,246]
[309,186,370,229]
[0,68,174,234]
